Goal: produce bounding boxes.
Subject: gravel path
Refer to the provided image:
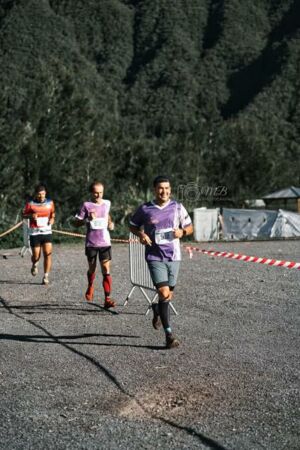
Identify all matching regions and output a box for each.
[0,240,299,450]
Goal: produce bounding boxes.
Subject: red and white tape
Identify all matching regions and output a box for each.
[185,246,300,270]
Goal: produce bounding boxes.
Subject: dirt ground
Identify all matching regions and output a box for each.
[0,240,299,449]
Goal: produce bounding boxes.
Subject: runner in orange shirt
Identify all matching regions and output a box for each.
[23,184,55,285]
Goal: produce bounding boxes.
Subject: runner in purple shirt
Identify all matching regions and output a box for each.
[130,175,193,349]
[74,181,116,308]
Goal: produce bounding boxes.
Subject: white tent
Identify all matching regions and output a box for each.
[193,207,300,241]
[193,208,219,241]
[270,209,300,238]
[221,208,278,240]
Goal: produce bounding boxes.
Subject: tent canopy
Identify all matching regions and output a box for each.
[263,186,300,200]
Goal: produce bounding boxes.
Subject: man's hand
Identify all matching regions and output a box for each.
[174,224,193,239]
[173,228,184,239]
[139,232,152,246]
[129,225,152,245]
[89,210,96,221]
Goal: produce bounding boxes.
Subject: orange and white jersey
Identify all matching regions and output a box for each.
[23,198,55,235]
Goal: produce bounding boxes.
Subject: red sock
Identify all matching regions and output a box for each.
[87,271,96,285]
[102,274,112,299]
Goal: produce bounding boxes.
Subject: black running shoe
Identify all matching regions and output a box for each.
[152,303,161,330]
[166,333,180,349]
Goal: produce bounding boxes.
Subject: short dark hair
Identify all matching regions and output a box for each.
[34,184,47,193]
[89,180,104,192]
[153,175,171,187]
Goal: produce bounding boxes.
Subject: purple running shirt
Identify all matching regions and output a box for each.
[130,200,192,261]
[76,200,111,247]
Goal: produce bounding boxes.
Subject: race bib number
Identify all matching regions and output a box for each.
[155,228,174,245]
[36,217,49,227]
[90,218,108,230]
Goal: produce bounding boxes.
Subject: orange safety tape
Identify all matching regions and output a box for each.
[0,221,23,238]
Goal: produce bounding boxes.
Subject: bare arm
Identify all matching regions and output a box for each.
[49,213,55,225]
[108,214,114,231]
[49,205,55,225]
[22,212,36,220]
[22,207,37,220]
[73,217,85,228]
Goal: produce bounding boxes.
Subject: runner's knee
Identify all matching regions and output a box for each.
[101,259,110,275]
[158,286,170,302]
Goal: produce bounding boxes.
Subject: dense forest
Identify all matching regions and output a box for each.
[0,0,300,241]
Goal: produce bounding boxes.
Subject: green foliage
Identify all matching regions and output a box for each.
[0,0,300,248]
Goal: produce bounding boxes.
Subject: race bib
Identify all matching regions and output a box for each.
[36,217,49,227]
[90,218,108,230]
[155,228,174,245]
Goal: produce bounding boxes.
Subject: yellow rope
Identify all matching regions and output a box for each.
[52,229,137,243]
[52,229,85,238]
[0,222,137,244]
[0,221,23,238]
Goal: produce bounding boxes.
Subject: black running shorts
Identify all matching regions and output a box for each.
[85,246,112,262]
[30,234,52,247]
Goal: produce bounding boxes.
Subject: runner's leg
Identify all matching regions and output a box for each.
[42,242,52,284]
[31,245,41,276]
[43,242,52,273]
[101,259,115,308]
[85,255,97,301]
[157,286,172,331]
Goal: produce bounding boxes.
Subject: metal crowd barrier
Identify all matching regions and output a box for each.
[123,233,178,315]
[20,220,32,257]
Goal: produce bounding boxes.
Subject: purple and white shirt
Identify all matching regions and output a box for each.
[130,199,192,261]
[76,200,111,247]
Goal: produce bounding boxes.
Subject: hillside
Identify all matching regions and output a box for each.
[0,0,300,231]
